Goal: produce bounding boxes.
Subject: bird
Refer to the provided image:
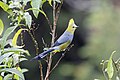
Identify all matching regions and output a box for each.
[31,18,78,60]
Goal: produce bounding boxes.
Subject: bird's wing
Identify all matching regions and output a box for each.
[53,34,69,47]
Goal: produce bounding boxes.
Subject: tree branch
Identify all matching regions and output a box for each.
[28,28,43,80]
[39,61,44,80]
[45,0,56,80]
[55,0,63,23]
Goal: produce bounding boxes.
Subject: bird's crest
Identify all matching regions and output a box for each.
[69,18,74,26]
[66,18,78,34]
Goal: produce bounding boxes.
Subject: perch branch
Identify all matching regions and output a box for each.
[45,0,56,80]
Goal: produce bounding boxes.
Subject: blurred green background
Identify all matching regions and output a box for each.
[0,0,120,80]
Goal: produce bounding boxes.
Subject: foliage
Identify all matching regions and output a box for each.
[0,0,62,80]
[77,1,120,79]
[0,0,33,79]
[0,19,4,36]
[100,51,120,80]
[0,0,120,80]
[0,20,30,79]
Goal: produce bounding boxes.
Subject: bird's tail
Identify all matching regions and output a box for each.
[31,48,55,61]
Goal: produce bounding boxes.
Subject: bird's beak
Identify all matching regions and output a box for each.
[73,23,79,28]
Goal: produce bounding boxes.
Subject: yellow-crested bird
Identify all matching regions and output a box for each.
[31,18,78,60]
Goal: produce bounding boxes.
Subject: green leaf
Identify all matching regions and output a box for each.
[0,26,17,48]
[3,48,30,56]
[14,74,19,80]
[21,69,28,73]
[0,1,8,12]
[31,0,42,18]
[41,0,46,7]
[20,58,28,62]
[23,0,31,5]
[5,39,12,47]
[0,19,4,36]
[4,74,12,80]
[0,68,25,80]
[48,0,61,6]
[12,54,20,66]
[55,0,61,3]
[0,76,3,80]
[12,54,28,66]
[26,8,46,17]
[0,52,13,64]
[107,51,115,79]
[2,0,7,3]
[39,9,47,17]
[48,0,52,6]
[24,12,32,28]
[0,1,12,14]
[14,67,22,80]
[9,1,22,9]
[12,57,28,66]
[0,65,7,68]
[12,29,28,47]
[17,67,22,72]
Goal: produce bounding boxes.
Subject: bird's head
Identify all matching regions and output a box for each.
[66,18,78,34]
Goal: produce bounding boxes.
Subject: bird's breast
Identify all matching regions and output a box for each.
[59,40,71,51]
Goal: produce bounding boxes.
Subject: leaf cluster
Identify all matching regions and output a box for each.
[100,51,120,80]
[0,0,62,80]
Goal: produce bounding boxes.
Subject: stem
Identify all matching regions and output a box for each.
[28,29,43,80]
[39,61,43,80]
[55,0,63,23]
[49,54,64,74]
[102,62,109,80]
[50,44,74,74]
[52,0,56,45]
[112,59,120,78]
[45,14,53,31]
[45,1,56,80]
[28,30,39,54]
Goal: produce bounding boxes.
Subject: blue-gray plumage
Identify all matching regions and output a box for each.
[53,31,73,47]
[31,18,78,60]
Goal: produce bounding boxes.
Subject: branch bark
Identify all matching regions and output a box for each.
[45,1,56,80]
[28,29,43,80]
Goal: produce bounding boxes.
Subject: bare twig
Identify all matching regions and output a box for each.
[112,58,120,78]
[45,1,56,80]
[39,61,44,80]
[28,29,39,54]
[55,0,63,23]
[45,15,53,31]
[31,23,39,36]
[46,44,74,78]
[41,8,53,31]
[27,29,44,80]
[20,30,24,46]
[101,61,109,80]
[112,59,119,72]
[44,1,64,80]
[51,0,57,45]
[49,54,64,75]
[42,37,48,48]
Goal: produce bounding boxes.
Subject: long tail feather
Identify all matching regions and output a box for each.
[31,48,54,61]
